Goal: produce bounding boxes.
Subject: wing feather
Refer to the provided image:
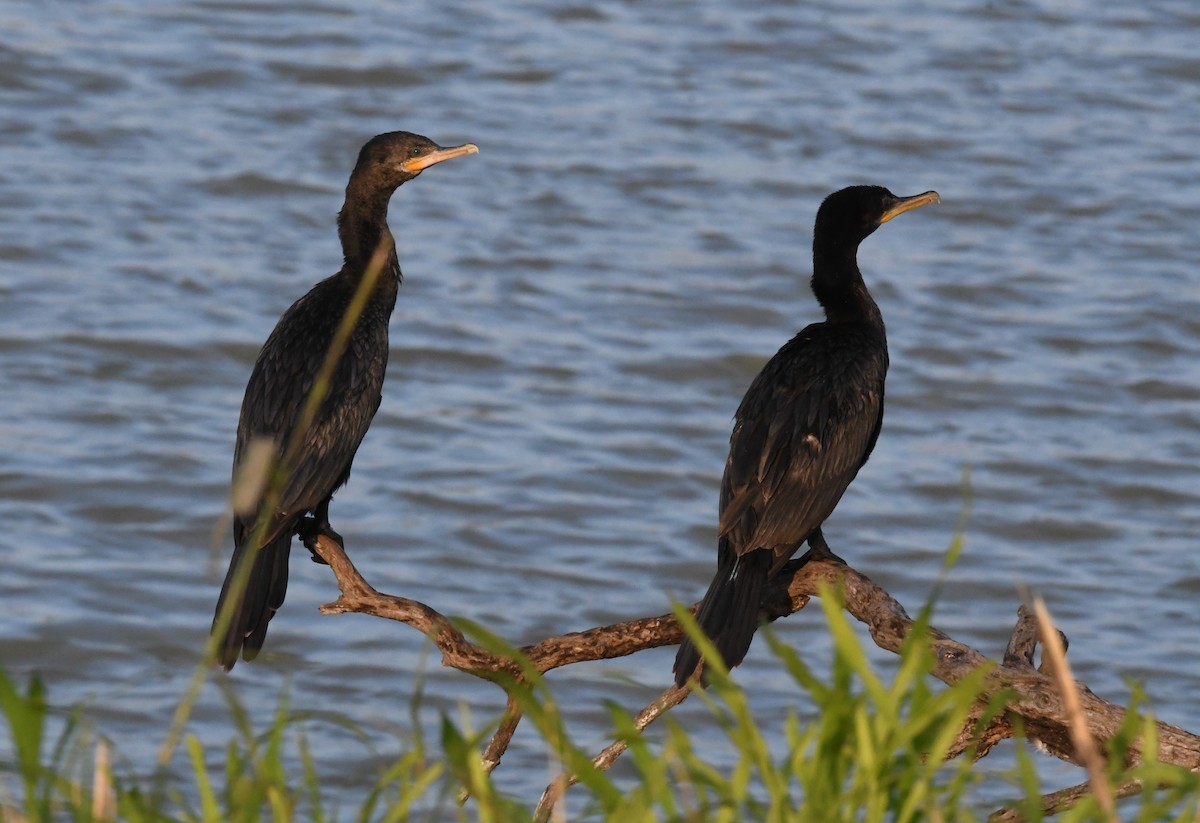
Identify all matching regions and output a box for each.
[233,275,389,540]
[718,322,886,565]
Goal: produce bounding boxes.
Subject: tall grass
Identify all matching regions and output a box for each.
[8,241,1192,819]
[3,594,1199,821]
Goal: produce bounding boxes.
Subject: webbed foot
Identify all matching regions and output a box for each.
[795,528,847,566]
[296,515,342,565]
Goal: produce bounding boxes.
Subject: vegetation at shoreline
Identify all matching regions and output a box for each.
[4,591,1199,823]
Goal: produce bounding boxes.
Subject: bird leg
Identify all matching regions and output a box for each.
[296,499,342,565]
[795,527,847,566]
[762,530,840,623]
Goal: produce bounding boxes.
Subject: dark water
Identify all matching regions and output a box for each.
[3,0,1200,810]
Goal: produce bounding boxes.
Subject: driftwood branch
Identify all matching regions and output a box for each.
[308,534,1200,819]
[987,778,1145,823]
[535,683,690,820]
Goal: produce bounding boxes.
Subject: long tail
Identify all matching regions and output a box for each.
[211,528,291,670]
[673,545,772,686]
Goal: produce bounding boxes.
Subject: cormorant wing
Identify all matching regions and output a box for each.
[232,280,384,543]
[717,327,885,566]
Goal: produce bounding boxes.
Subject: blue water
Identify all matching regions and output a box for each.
[3,0,1199,811]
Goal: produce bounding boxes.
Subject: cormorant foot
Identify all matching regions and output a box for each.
[796,545,847,566]
[296,516,343,564]
[797,532,847,566]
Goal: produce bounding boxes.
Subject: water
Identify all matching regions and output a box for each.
[3,0,1200,811]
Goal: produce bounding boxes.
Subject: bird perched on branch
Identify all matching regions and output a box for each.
[674,185,939,685]
[212,131,478,670]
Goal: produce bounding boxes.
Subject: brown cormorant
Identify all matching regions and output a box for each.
[212,131,478,670]
[673,185,938,686]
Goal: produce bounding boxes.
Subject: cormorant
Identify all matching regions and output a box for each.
[673,185,938,686]
[212,131,478,670]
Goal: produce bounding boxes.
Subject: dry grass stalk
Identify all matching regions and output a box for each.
[91,738,115,821]
[1032,596,1117,822]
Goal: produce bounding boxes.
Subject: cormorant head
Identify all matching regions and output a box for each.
[814,185,940,251]
[350,131,479,190]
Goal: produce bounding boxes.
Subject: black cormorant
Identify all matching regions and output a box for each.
[673,185,938,686]
[212,131,478,670]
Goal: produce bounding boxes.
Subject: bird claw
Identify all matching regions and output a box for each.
[796,543,847,567]
[296,516,343,564]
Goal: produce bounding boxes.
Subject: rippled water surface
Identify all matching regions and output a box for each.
[3,0,1200,811]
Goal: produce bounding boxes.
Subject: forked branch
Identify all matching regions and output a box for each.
[308,534,1200,820]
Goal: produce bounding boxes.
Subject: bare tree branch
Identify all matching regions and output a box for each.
[988,778,1145,823]
[481,695,522,775]
[307,534,1200,818]
[533,684,691,822]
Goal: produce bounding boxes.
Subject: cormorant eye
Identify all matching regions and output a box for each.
[410,147,426,157]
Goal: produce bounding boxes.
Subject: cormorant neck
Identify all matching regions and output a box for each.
[336,179,400,280]
[811,244,883,327]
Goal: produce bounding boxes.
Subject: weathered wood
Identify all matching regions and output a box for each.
[307,533,1200,819]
